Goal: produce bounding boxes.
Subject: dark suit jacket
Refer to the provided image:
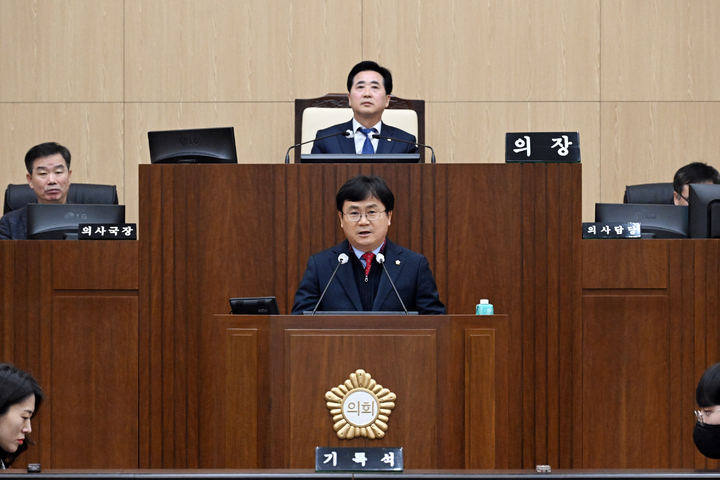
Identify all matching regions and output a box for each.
[292,239,445,315]
[0,207,27,240]
[310,120,418,155]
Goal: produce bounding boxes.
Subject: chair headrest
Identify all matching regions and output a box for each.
[3,183,119,215]
[623,183,675,204]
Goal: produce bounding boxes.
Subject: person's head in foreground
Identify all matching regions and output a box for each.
[0,364,44,468]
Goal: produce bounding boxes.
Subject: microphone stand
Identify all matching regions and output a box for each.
[372,134,436,164]
[285,130,353,164]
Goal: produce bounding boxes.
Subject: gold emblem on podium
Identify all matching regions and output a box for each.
[325,369,396,440]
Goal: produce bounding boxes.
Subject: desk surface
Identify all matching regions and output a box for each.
[2,470,720,480]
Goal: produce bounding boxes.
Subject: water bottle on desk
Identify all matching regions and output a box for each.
[476,299,494,315]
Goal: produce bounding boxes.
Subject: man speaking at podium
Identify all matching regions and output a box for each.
[292,175,445,315]
[311,61,418,155]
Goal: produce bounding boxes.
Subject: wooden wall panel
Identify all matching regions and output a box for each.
[600,102,720,206]
[0,0,123,102]
[582,240,668,290]
[3,0,720,227]
[0,103,125,210]
[582,294,671,468]
[124,0,362,102]
[363,0,600,102]
[123,102,293,222]
[601,0,720,101]
[51,295,139,468]
[427,102,600,221]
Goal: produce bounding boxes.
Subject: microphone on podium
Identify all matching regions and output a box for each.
[376,253,409,315]
[310,253,349,315]
[371,134,437,164]
[284,130,354,164]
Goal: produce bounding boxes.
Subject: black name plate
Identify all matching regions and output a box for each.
[78,223,137,240]
[582,222,641,239]
[506,132,580,163]
[315,447,403,472]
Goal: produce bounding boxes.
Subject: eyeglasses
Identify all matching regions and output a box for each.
[695,408,720,424]
[343,210,386,222]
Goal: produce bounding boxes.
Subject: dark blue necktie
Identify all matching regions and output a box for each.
[359,128,376,154]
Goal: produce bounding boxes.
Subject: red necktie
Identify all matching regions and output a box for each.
[362,252,375,278]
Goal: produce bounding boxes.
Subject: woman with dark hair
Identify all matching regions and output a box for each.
[0,364,44,468]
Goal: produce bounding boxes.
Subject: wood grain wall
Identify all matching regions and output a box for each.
[2,1,720,222]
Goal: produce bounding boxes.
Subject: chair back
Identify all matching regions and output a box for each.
[623,183,675,204]
[4,183,119,215]
[294,93,425,162]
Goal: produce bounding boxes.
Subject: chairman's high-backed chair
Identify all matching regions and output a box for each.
[623,183,675,204]
[294,93,425,163]
[3,183,119,215]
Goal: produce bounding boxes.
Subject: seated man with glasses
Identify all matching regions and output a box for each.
[673,162,720,205]
[694,362,720,458]
[292,174,445,315]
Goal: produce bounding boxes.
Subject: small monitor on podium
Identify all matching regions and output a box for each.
[229,297,279,315]
[148,127,238,164]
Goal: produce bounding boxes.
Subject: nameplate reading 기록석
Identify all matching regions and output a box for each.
[315,446,403,472]
[78,224,137,240]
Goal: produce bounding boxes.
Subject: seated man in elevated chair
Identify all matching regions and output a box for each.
[0,142,72,240]
[311,61,418,156]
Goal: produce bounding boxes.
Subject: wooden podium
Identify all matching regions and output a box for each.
[199,314,508,469]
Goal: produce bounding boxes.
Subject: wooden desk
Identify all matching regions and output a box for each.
[200,314,508,469]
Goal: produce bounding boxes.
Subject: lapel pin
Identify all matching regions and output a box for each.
[396,260,401,265]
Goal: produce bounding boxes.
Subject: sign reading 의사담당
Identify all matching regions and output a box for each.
[325,369,396,440]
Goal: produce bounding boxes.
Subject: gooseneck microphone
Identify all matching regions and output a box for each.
[284,130,354,163]
[376,253,409,315]
[311,253,349,315]
[371,134,437,164]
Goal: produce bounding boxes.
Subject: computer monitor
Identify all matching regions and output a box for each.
[594,203,688,238]
[27,204,126,240]
[229,297,279,315]
[148,127,238,164]
[688,184,720,238]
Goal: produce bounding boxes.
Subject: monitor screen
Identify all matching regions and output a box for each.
[299,153,421,164]
[594,203,688,238]
[229,297,279,315]
[27,204,126,240]
[688,183,720,238]
[148,127,238,164]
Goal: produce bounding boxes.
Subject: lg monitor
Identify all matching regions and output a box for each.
[594,203,688,239]
[688,183,720,238]
[27,204,126,240]
[148,127,238,164]
[229,297,279,315]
